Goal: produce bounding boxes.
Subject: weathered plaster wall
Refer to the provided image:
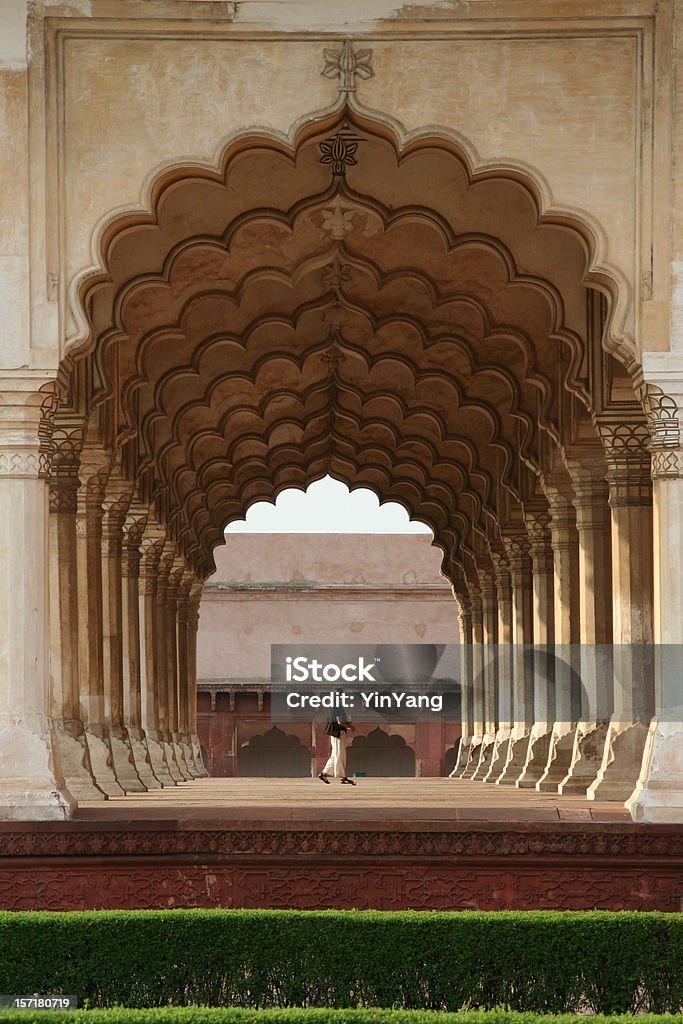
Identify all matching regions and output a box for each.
[197,533,457,683]
[0,0,663,368]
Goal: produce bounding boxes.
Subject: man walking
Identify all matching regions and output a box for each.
[318,709,356,785]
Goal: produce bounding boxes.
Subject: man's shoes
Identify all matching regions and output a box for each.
[318,772,330,784]
[341,777,356,785]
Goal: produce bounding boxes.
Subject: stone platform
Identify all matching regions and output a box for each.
[0,779,681,912]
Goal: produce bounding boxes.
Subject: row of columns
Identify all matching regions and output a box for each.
[0,385,207,817]
[49,436,207,802]
[450,424,665,804]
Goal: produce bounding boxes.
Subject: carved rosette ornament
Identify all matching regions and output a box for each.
[319,123,364,177]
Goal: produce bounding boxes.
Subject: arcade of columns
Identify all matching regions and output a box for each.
[1,4,683,822]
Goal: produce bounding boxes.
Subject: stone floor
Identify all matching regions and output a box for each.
[75,776,630,823]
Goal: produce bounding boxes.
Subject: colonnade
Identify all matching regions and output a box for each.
[50,430,208,801]
[451,410,682,807]
[0,384,208,815]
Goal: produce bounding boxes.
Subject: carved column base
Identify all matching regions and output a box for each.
[495,729,531,785]
[460,736,483,778]
[0,718,75,820]
[53,719,104,801]
[558,721,609,795]
[108,726,147,793]
[180,733,201,778]
[536,723,577,792]
[171,732,193,781]
[471,733,496,780]
[448,736,472,778]
[587,720,648,802]
[161,733,185,783]
[84,725,125,798]
[482,728,511,782]
[144,731,177,787]
[190,734,208,777]
[628,713,683,822]
[126,728,163,789]
[516,724,552,788]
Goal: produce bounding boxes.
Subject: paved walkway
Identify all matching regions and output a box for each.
[75,777,630,823]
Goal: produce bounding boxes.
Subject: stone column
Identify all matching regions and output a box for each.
[496,533,534,784]
[156,544,184,782]
[517,511,555,788]
[0,380,73,818]
[166,557,191,780]
[589,423,654,801]
[176,572,200,777]
[76,446,124,797]
[629,379,683,820]
[461,584,485,778]
[101,483,145,792]
[449,594,473,777]
[472,570,498,779]
[139,529,175,786]
[537,490,581,792]
[484,560,514,781]
[187,583,208,775]
[560,464,614,794]
[120,509,160,789]
[48,424,103,801]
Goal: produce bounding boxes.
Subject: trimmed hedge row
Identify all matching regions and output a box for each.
[1,1014,683,1024]
[1,910,682,1013]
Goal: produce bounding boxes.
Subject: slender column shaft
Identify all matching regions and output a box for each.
[47,427,103,801]
[479,573,498,734]
[629,382,683,822]
[494,567,513,729]
[495,533,534,784]
[526,513,555,726]
[589,423,654,801]
[76,453,110,729]
[121,535,143,730]
[101,498,128,728]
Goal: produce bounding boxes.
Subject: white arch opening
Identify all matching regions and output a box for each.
[225,475,432,535]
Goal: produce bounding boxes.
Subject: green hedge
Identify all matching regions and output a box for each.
[1,1014,683,1024]
[0,910,682,1014]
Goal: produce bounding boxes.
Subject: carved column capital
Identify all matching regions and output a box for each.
[139,529,166,594]
[501,530,532,576]
[121,508,148,578]
[643,385,683,480]
[0,378,59,479]
[599,421,652,506]
[524,509,554,572]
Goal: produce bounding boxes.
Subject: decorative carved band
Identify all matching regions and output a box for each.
[0,450,49,478]
[0,824,681,860]
[651,449,683,479]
